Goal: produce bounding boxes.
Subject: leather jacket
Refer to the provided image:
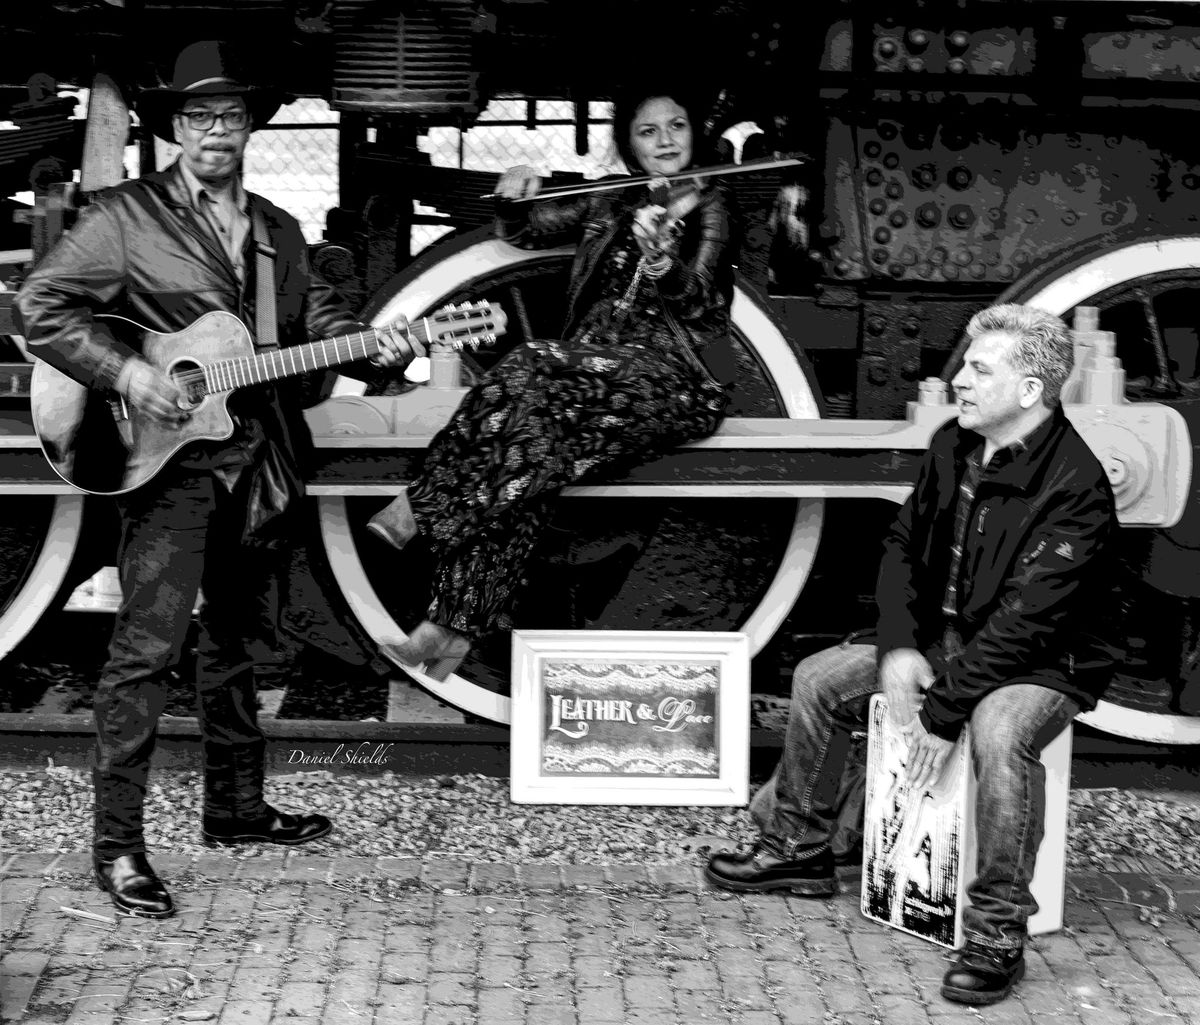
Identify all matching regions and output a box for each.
[15,161,369,533]
[496,181,738,387]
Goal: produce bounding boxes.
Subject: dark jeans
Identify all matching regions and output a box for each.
[751,641,1079,951]
[93,467,281,859]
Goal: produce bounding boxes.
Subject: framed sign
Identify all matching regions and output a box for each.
[510,630,750,806]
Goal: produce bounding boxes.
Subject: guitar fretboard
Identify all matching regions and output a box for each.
[202,328,414,394]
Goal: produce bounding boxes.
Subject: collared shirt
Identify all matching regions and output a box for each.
[177,160,251,283]
[176,162,257,489]
[940,428,1039,623]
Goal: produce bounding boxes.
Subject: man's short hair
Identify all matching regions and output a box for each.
[964,303,1074,407]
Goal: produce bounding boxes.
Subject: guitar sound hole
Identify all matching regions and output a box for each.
[169,360,207,410]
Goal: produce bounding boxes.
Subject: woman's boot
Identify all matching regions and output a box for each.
[367,488,419,551]
[381,620,471,682]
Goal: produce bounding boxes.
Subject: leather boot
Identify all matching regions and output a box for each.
[367,489,419,551]
[381,620,471,682]
[202,742,270,826]
[203,805,333,845]
[705,839,837,896]
[94,853,175,919]
[941,943,1026,1005]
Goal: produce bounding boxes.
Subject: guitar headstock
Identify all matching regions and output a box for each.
[428,300,507,353]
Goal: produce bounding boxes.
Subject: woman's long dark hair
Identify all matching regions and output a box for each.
[611,82,716,174]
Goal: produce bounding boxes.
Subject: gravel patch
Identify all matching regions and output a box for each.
[3,766,1198,874]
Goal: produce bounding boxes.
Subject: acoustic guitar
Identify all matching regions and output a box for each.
[30,300,506,496]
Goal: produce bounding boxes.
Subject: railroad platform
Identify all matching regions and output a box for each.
[2,852,1198,1025]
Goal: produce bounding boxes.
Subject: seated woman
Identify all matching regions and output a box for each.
[367,81,739,680]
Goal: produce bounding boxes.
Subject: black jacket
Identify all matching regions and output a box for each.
[496,181,738,387]
[15,160,370,533]
[875,407,1118,740]
[16,160,363,393]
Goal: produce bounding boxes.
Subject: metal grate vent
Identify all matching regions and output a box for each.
[333,0,479,113]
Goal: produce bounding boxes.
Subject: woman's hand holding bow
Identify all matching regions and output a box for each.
[496,164,541,201]
[632,185,676,279]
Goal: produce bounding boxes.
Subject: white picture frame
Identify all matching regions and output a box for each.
[510,630,750,806]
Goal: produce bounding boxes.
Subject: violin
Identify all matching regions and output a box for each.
[487,152,807,265]
[635,177,706,256]
[482,153,806,202]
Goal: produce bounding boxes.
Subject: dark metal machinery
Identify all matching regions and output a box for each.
[3,1,1200,745]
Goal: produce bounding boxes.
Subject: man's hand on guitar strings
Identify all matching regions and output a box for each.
[371,317,427,369]
[118,358,190,426]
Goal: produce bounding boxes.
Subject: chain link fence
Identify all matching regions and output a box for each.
[414,99,617,251]
[245,99,340,243]
[152,97,339,243]
[51,93,619,252]
[156,97,617,253]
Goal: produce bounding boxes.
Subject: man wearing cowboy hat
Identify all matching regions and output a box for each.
[16,40,424,919]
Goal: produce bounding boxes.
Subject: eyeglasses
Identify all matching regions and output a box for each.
[177,109,249,131]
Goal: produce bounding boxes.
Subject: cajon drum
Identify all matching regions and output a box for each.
[861,694,1071,948]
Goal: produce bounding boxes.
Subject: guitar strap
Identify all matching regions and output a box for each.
[251,204,279,351]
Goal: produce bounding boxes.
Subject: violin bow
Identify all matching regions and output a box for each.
[480,153,808,202]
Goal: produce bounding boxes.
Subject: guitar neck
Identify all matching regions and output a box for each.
[203,323,429,394]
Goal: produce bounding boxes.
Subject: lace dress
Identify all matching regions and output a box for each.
[406,220,730,639]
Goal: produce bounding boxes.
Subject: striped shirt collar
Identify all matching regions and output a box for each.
[177,159,248,216]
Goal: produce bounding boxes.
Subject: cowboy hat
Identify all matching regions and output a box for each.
[138,40,284,143]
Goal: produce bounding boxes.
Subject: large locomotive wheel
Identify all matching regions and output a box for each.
[0,494,84,665]
[0,272,86,667]
[997,232,1200,744]
[319,227,824,723]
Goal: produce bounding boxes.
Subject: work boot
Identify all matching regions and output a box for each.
[941,943,1026,1005]
[705,839,837,896]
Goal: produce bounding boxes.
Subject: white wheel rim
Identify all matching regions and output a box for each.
[0,495,84,662]
[2,291,85,656]
[1076,704,1200,745]
[1019,237,1200,315]
[319,236,823,723]
[1015,234,1200,744]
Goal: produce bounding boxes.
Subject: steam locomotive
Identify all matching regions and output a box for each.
[2,1,1198,743]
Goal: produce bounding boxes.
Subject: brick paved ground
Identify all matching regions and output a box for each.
[2,854,1198,1025]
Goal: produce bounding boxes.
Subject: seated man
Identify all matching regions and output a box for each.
[707,303,1117,1006]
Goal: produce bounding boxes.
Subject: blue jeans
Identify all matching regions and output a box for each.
[751,641,1079,951]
